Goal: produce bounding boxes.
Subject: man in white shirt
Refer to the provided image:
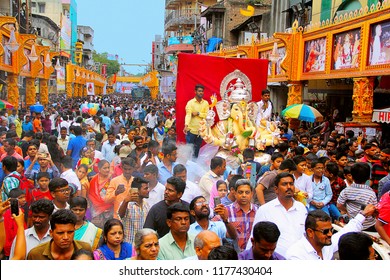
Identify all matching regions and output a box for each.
[256,89,272,125]
[285,205,376,260]
[133,107,141,120]
[60,156,81,196]
[144,110,158,137]
[198,157,226,203]
[101,132,120,163]
[58,115,70,134]
[86,139,104,160]
[57,127,70,154]
[143,164,165,207]
[9,199,54,258]
[247,172,307,257]
[173,164,201,204]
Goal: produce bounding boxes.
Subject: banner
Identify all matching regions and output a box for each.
[175,53,269,143]
[86,82,95,96]
[372,108,390,123]
[101,64,107,76]
[60,11,71,57]
[56,67,66,92]
[107,54,118,61]
[116,82,135,94]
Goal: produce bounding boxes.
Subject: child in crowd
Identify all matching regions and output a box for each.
[292,156,313,202]
[258,153,284,177]
[308,160,332,215]
[324,162,346,221]
[79,147,96,174]
[336,152,348,179]
[216,180,228,200]
[343,166,354,187]
[31,172,53,202]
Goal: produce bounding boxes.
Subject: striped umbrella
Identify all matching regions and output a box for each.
[281,104,323,123]
[0,100,14,109]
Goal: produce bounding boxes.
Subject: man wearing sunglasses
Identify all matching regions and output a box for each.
[285,205,376,260]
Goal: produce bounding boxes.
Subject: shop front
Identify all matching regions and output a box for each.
[208,1,390,142]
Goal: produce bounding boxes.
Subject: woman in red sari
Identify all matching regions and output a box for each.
[88,160,113,229]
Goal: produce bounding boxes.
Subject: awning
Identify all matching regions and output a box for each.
[372,108,390,123]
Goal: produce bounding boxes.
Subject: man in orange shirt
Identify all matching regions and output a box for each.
[0,131,23,158]
[33,113,43,133]
[0,138,24,161]
[104,157,135,218]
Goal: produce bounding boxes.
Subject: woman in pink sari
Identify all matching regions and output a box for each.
[88,160,113,228]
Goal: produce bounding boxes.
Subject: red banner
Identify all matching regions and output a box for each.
[101,64,107,77]
[175,53,269,143]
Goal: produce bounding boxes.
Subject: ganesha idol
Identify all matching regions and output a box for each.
[199,70,280,162]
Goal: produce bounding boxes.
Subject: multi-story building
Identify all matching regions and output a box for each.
[203,0,312,114]
[159,0,217,98]
[201,0,272,47]
[30,0,63,25]
[163,0,280,98]
[31,14,60,49]
[77,25,94,69]
[209,0,390,140]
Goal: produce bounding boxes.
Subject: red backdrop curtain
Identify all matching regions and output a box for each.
[175,53,269,143]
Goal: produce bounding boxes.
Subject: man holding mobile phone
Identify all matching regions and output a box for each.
[189,196,237,242]
[140,140,160,169]
[105,158,135,218]
[118,177,150,244]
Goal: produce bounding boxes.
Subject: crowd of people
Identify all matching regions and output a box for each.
[0,88,389,261]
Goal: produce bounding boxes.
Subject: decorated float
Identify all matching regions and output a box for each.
[198,70,281,169]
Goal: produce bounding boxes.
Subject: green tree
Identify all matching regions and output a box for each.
[92,51,120,76]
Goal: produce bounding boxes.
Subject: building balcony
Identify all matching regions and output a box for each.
[165,37,194,54]
[165,0,180,9]
[78,25,94,37]
[165,9,200,31]
[83,41,94,51]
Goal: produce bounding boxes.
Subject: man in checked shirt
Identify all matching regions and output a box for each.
[216,179,258,251]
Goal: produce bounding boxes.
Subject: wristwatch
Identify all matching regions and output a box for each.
[359,211,368,218]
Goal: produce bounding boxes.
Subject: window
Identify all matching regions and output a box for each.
[214,14,223,38]
[38,2,45,13]
[31,2,37,8]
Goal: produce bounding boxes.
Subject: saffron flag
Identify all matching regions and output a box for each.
[175,53,269,143]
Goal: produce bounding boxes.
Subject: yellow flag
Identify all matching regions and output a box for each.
[240,5,255,17]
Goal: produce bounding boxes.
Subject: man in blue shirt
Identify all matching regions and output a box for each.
[101,132,120,163]
[101,112,111,131]
[239,221,285,260]
[139,105,147,122]
[66,126,86,167]
[22,115,33,132]
[157,143,178,185]
[188,195,236,241]
[308,160,332,214]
